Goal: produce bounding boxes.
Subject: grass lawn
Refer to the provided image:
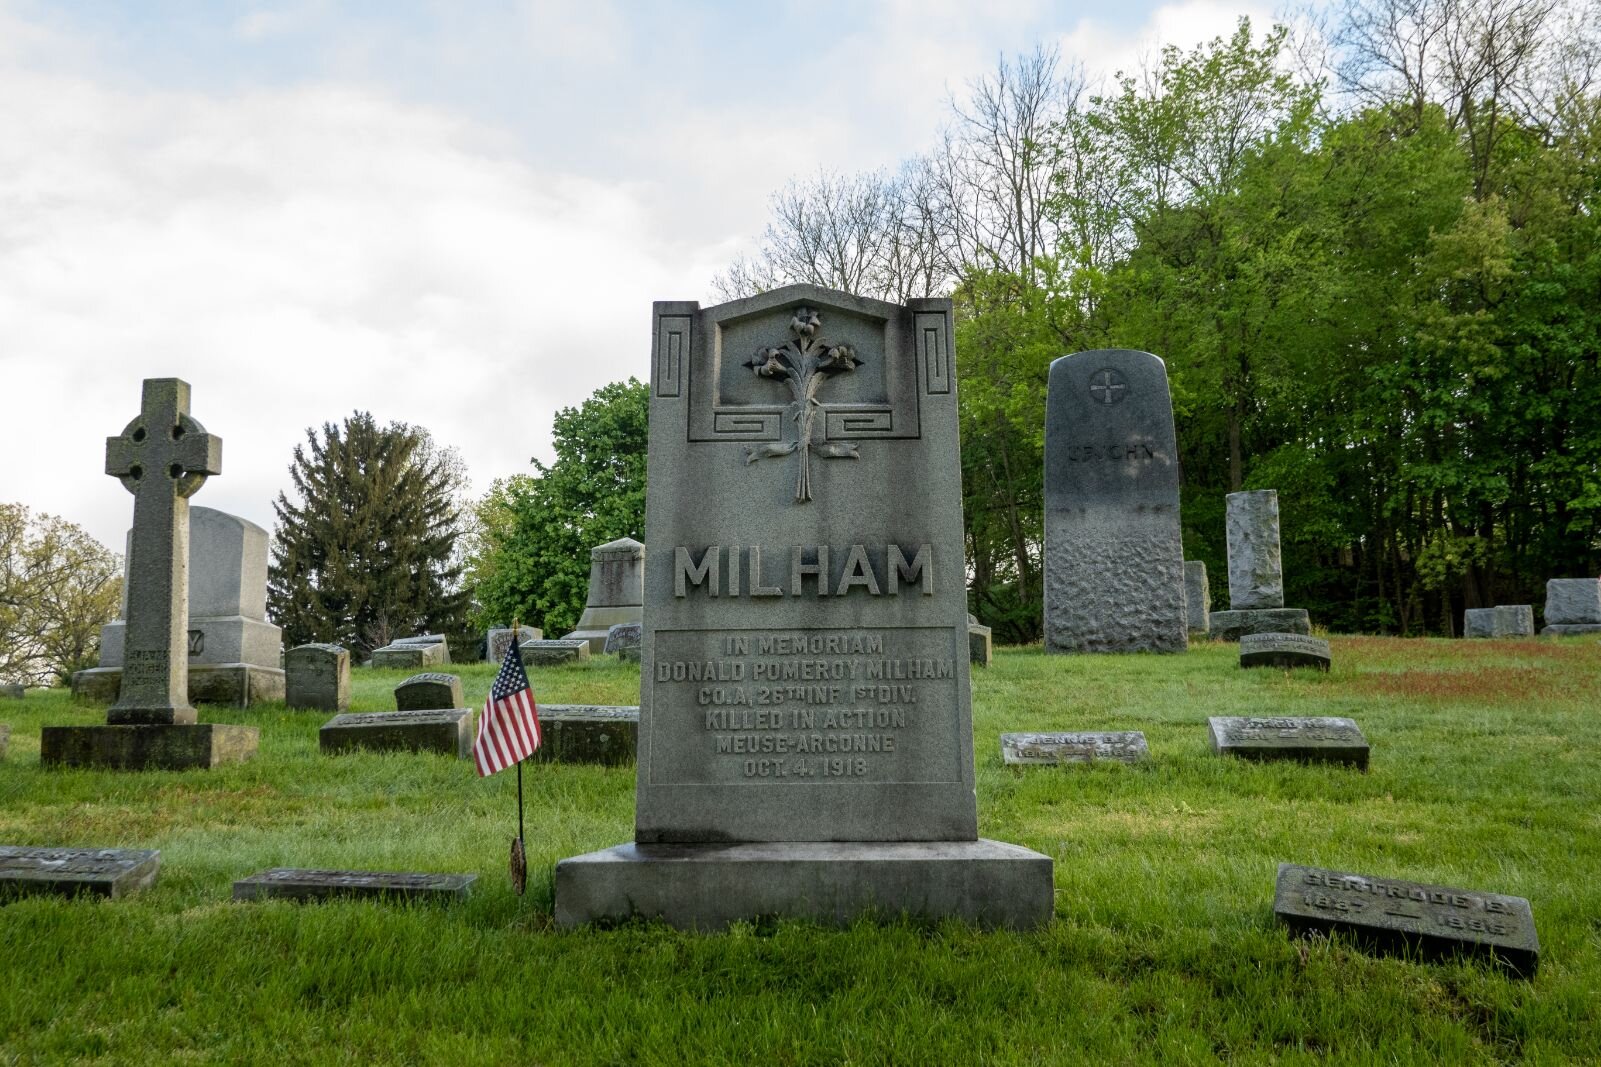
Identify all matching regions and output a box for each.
[1,637,1598,1064]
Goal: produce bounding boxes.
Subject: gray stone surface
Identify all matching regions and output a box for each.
[0,846,160,899]
[71,663,285,709]
[557,284,1050,930]
[285,643,350,712]
[520,639,590,666]
[563,538,646,651]
[394,672,463,712]
[534,705,639,765]
[1275,863,1538,976]
[0,683,23,699]
[1208,716,1366,768]
[1225,490,1284,609]
[1467,606,1535,638]
[1463,608,1496,638]
[233,868,475,903]
[369,642,448,669]
[319,709,472,758]
[1544,578,1601,625]
[1001,731,1148,765]
[1209,608,1312,641]
[1044,349,1186,653]
[1542,623,1601,636]
[0,724,8,759]
[1184,561,1210,637]
[968,623,992,667]
[556,840,1055,931]
[40,723,258,770]
[487,627,542,663]
[1238,632,1331,671]
[604,622,643,662]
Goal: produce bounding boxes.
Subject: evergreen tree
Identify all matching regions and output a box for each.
[268,412,472,658]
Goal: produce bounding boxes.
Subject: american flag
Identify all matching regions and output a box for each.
[474,638,541,776]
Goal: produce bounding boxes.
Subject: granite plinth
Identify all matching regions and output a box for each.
[521,639,591,666]
[40,724,259,770]
[1001,731,1149,765]
[71,664,285,708]
[1275,863,1538,976]
[1542,623,1601,636]
[968,623,993,667]
[1209,608,1311,641]
[394,672,463,711]
[1239,632,1331,670]
[556,839,1055,931]
[534,705,638,765]
[319,709,472,758]
[1208,716,1367,769]
[233,868,475,903]
[0,846,160,899]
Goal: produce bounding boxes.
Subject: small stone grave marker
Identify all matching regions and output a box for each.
[0,684,23,700]
[1239,632,1331,671]
[1465,605,1535,638]
[1274,863,1538,976]
[968,622,993,667]
[1542,578,1601,635]
[1001,731,1148,765]
[604,622,643,662]
[285,643,350,712]
[0,845,160,899]
[1208,716,1368,769]
[1184,561,1210,638]
[233,868,475,903]
[534,705,640,765]
[319,709,473,758]
[521,639,591,666]
[394,672,463,711]
[370,640,449,669]
[487,627,543,663]
[0,725,9,759]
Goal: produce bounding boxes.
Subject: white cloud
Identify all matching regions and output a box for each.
[1059,1,1279,87]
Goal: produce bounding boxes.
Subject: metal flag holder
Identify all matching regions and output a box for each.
[509,618,527,896]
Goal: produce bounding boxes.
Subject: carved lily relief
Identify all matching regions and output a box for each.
[742,306,862,503]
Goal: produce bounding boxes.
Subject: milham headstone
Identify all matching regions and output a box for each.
[42,379,258,770]
[1044,350,1186,653]
[1541,578,1601,635]
[1209,490,1312,640]
[562,538,646,652]
[556,284,1053,930]
[1184,561,1210,638]
[1274,863,1538,976]
[285,643,350,711]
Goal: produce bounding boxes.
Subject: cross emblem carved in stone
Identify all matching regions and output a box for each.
[1088,368,1128,405]
[103,378,222,725]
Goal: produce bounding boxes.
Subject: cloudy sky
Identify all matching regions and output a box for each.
[1,0,1275,551]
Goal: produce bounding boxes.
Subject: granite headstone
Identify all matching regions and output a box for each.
[487,626,543,663]
[0,684,23,700]
[233,868,475,903]
[1001,731,1149,765]
[1542,578,1601,635]
[1238,631,1331,671]
[1209,489,1312,640]
[533,705,640,765]
[1184,561,1210,638]
[604,622,643,662]
[556,284,1053,931]
[0,846,161,899]
[562,538,646,652]
[1044,349,1186,653]
[285,643,350,712]
[968,622,993,667]
[1208,716,1367,768]
[520,639,590,666]
[319,709,473,758]
[394,672,463,712]
[1465,605,1535,639]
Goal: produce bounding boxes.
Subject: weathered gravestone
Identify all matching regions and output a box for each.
[1184,561,1210,638]
[1001,731,1149,765]
[42,379,258,770]
[1209,490,1312,640]
[233,868,475,903]
[556,284,1053,931]
[319,709,473,758]
[968,622,993,667]
[0,846,161,899]
[394,672,463,712]
[84,507,286,706]
[563,538,646,652]
[1542,578,1601,635]
[520,639,590,666]
[1239,632,1331,671]
[1275,863,1538,976]
[1208,716,1368,769]
[284,643,350,712]
[487,626,543,663]
[605,622,643,662]
[533,705,640,765]
[370,633,451,668]
[0,684,23,700]
[1044,350,1186,653]
[1464,605,1535,638]
[0,724,9,760]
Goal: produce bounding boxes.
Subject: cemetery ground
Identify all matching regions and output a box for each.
[2,640,1598,1064]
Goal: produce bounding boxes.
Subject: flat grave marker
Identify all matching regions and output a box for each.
[520,639,590,666]
[1001,731,1149,765]
[1239,632,1331,671]
[1274,863,1538,976]
[1208,716,1368,769]
[534,704,639,765]
[0,846,160,899]
[233,868,475,903]
[319,709,473,758]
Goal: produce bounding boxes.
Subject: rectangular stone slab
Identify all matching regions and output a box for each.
[369,643,448,669]
[556,839,1054,931]
[319,710,473,758]
[69,664,285,709]
[0,846,160,899]
[534,705,639,766]
[1001,731,1149,765]
[520,639,591,666]
[1208,716,1367,769]
[40,724,259,770]
[1274,863,1538,977]
[233,868,475,903]
[1238,632,1330,670]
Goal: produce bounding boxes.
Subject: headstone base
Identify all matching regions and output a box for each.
[555,839,1054,931]
[319,710,473,758]
[40,724,259,770]
[1209,608,1311,641]
[1541,623,1601,636]
[70,664,286,708]
[233,868,475,902]
[534,705,639,765]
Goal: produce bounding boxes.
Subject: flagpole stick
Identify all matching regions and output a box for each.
[517,760,526,845]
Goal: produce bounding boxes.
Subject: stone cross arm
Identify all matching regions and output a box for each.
[105,378,223,498]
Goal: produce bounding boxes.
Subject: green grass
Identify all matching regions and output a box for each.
[2,638,1599,1064]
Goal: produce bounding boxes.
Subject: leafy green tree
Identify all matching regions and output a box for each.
[0,503,122,686]
[268,413,471,658]
[468,379,647,637]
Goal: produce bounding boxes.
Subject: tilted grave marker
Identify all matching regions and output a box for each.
[0,846,160,899]
[1001,731,1149,765]
[319,709,473,758]
[1208,716,1368,769]
[1238,632,1331,671]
